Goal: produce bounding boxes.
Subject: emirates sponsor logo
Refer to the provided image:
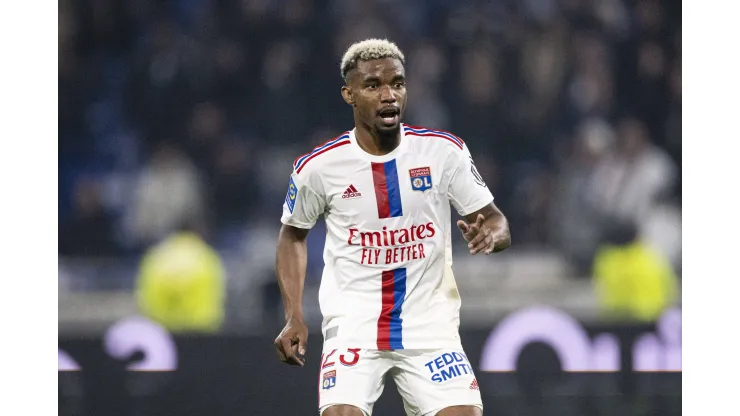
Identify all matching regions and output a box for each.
[347,222,436,247]
[348,223,437,265]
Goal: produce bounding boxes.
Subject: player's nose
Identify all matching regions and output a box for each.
[379,85,396,103]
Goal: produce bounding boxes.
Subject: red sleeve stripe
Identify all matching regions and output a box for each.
[295,140,351,174]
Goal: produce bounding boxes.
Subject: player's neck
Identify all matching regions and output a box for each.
[354,123,402,156]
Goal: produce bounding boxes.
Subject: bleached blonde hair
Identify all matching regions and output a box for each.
[340,38,405,82]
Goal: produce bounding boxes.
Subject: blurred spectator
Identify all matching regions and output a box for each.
[566,31,614,119]
[633,41,670,139]
[549,118,615,274]
[136,231,225,333]
[592,0,630,38]
[59,178,120,257]
[519,20,569,126]
[663,61,681,164]
[185,101,227,169]
[59,1,86,152]
[593,220,678,322]
[126,17,201,142]
[507,161,554,245]
[209,38,251,111]
[589,117,677,225]
[258,39,310,144]
[641,197,682,273]
[405,42,451,129]
[210,139,259,228]
[130,142,206,246]
[454,43,507,146]
[635,0,667,38]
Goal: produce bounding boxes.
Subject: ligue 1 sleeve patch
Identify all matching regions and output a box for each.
[285,177,298,213]
[409,167,432,192]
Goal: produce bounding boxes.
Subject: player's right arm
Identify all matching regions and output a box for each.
[274,169,326,367]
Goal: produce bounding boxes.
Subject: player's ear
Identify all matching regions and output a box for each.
[341,85,355,106]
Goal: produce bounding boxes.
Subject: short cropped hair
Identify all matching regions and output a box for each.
[340,38,405,82]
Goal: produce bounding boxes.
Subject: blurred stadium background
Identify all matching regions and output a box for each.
[58,0,681,414]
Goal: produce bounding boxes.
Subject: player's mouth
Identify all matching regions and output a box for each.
[377,107,400,126]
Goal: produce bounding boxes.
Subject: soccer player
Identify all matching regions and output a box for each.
[274,39,511,416]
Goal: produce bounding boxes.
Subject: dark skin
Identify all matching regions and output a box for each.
[340,57,407,156]
[273,224,310,367]
[274,57,510,416]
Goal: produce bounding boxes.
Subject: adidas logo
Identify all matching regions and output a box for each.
[469,379,479,390]
[342,185,362,199]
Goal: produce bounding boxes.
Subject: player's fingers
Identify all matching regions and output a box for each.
[281,337,303,366]
[290,343,306,365]
[465,223,481,241]
[467,226,488,249]
[274,338,288,363]
[485,233,495,254]
[290,338,307,366]
[468,225,489,247]
[459,223,475,243]
[472,232,493,255]
[298,337,307,357]
[475,213,486,227]
[456,220,470,235]
[469,231,488,254]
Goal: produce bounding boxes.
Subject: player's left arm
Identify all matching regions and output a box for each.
[447,144,511,255]
[457,202,511,255]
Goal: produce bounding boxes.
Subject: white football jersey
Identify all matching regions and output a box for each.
[281,124,494,350]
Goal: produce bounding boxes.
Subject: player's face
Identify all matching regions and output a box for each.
[343,58,407,133]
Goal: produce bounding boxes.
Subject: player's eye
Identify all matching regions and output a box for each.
[366,84,378,89]
[394,82,405,89]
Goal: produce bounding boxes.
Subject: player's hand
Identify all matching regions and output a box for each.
[274,317,308,367]
[457,213,495,255]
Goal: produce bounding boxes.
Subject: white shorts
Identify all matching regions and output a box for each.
[317,341,483,416]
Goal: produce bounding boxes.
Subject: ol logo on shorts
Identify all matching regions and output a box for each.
[322,370,336,390]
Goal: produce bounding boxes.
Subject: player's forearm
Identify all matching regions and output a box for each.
[485,214,511,252]
[468,203,511,253]
[275,225,309,321]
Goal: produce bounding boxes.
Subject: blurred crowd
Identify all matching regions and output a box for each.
[59,0,681,284]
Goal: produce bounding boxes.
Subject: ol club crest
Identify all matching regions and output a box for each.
[322,370,337,390]
[409,167,432,192]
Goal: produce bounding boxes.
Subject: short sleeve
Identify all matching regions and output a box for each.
[280,171,325,229]
[447,145,494,216]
